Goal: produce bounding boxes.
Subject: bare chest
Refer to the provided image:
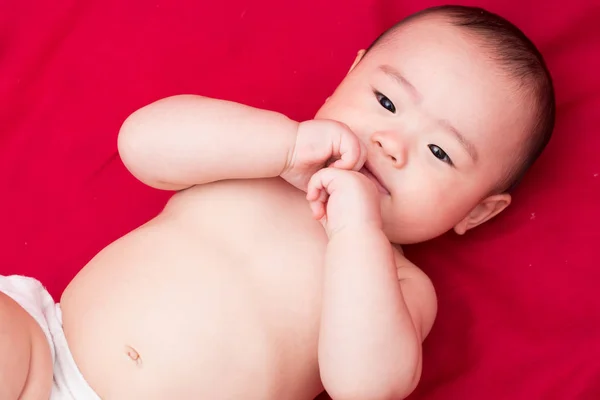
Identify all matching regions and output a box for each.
[61,178,329,399]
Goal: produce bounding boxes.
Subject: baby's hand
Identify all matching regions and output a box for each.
[306,168,382,237]
[281,120,367,192]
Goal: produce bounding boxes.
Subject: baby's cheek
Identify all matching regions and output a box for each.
[339,116,371,142]
[383,185,458,242]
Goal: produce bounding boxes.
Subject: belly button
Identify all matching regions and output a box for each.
[125,345,142,366]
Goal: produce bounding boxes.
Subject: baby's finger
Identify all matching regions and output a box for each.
[317,188,329,204]
[330,150,357,170]
[307,169,324,200]
[306,178,324,201]
[334,134,361,170]
[309,200,326,220]
[330,158,350,169]
[308,167,342,197]
[354,140,368,171]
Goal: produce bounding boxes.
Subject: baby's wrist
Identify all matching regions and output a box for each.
[327,220,384,241]
[281,120,302,177]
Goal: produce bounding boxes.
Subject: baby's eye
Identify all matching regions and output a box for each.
[428,144,453,166]
[375,92,396,113]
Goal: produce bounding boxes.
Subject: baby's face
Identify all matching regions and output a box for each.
[316,17,533,244]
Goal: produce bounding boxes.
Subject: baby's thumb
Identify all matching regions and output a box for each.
[353,141,368,171]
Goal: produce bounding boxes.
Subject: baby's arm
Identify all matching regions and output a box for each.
[0,292,53,400]
[307,169,437,400]
[320,229,437,400]
[118,95,298,190]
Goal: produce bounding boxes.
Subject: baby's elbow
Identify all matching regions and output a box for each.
[385,371,421,400]
[326,384,416,400]
[118,96,200,191]
[388,346,423,399]
[328,381,419,400]
[325,380,418,400]
[118,107,153,182]
[117,104,183,190]
[323,356,422,400]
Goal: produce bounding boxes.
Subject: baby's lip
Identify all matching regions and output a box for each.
[361,161,390,195]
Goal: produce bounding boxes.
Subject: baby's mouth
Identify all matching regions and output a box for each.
[360,162,390,195]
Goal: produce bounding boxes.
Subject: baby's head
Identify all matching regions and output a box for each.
[315,5,555,244]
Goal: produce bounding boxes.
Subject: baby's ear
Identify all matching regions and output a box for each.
[348,49,366,74]
[454,193,511,235]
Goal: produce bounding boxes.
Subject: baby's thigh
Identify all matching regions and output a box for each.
[0,289,53,399]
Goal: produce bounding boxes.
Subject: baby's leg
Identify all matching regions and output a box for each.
[0,291,53,399]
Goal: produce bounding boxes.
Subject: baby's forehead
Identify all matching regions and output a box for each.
[372,15,466,49]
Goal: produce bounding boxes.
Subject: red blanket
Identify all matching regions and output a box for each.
[2,0,599,398]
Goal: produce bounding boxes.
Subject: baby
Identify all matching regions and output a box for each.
[0,5,554,400]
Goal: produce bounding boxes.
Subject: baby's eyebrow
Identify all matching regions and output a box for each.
[438,119,479,163]
[379,64,478,163]
[379,64,421,102]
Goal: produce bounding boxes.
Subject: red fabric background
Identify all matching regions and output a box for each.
[1,0,599,398]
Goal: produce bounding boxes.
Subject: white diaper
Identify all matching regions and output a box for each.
[0,275,101,400]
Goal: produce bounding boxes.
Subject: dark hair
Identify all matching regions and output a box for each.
[365,5,555,193]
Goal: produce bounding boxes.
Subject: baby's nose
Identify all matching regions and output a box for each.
[371,131,407,168]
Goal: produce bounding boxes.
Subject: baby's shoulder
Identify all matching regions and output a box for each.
[392,246,438,340]
[393,248,431,286]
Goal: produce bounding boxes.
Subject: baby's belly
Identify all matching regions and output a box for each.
[60,179,328,400]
